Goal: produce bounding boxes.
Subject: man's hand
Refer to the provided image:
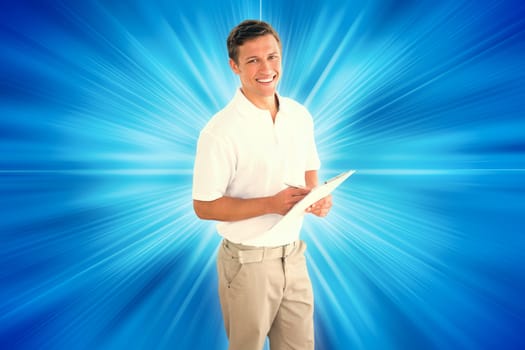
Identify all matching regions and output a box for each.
[271,187,310,215]
[306,194,332,217]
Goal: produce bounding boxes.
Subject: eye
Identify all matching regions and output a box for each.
[269,55,279,60]
[247,58,258,64]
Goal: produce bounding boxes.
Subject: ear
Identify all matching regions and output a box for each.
[229,58,240,74]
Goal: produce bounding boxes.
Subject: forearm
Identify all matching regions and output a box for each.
[305,170,319,188]
[193,196,274,221]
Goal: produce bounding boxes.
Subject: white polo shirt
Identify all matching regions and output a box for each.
[192,89,320,246]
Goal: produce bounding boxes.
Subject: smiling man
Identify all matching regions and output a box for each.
[192,20,332,350]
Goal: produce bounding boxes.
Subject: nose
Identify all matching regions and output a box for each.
[259,59,271,72]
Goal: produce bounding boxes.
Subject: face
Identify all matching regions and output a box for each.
[229,34,282,104]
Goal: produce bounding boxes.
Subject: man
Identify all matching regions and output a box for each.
[192,20,332,350]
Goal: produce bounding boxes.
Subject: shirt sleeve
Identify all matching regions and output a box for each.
[192,130,235,201]
[304,110,321,171]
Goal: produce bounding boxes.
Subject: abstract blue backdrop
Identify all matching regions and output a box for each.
[1,0,524,349]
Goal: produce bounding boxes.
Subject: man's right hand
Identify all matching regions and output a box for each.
[271,187,311,215]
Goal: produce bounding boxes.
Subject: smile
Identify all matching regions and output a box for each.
[256,75,275,83]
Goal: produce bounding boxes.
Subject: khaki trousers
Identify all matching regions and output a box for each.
[217,239,314,350]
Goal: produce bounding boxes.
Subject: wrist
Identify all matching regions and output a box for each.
[263,195,276,215]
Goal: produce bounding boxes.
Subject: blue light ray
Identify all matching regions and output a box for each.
[1,0,525,349]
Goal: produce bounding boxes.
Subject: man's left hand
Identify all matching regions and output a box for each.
[306,194,332,217]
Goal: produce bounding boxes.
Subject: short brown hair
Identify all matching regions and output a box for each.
[227,20,282,63]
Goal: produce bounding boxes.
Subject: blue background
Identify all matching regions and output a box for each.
[1,0,524,349]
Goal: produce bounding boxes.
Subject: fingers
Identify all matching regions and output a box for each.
[288,187,310,196]
[309,208,330,217]
[273,187,311,215]
[286,187,310,204]
[306,195,333,217]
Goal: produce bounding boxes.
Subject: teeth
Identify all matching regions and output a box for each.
[257,77,273,83]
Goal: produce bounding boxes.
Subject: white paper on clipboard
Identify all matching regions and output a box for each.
[270,170,356,232]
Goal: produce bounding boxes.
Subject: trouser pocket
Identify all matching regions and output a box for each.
[218,244,244,287]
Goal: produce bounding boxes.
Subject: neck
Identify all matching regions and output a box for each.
[241,89,279,120]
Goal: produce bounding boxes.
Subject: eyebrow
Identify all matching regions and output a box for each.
[244,52,280,61]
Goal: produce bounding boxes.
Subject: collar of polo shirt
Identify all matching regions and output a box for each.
[234,89,289,118]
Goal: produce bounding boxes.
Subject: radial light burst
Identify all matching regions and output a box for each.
[1,0,524,349]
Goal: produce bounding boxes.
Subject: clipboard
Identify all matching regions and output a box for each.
[269,170,356,232]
